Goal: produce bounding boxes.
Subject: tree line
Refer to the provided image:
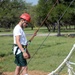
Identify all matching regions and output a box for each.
[35,0,75,33]
[0,0,75,33]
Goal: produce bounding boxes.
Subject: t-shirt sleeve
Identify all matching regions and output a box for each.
[14,27,21,36]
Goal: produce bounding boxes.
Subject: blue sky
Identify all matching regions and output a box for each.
[25,0,38,5]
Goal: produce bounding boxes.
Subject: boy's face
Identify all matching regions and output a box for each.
[22,20,28,28]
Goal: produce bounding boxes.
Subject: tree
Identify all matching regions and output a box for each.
[0,0,27,28]
[36,0,75,34]
[37,0,49,23]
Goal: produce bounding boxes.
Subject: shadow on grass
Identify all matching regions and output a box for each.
[0,52,13,57]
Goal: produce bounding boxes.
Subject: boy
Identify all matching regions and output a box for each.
[13,13,31,75]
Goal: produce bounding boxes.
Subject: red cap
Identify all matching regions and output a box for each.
[20,13,31,22]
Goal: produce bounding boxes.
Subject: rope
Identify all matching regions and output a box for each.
[48,0,75,75]
[28,32,50,65]
[29,0,58,42]
[57,0,75,36]
[28,0,75,74]
[58,0,75,21]
[27,0,58,65]
[20,0,75,74]
[20,0,58,74]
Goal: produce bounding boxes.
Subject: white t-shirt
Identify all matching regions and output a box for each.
[13,24,27,55]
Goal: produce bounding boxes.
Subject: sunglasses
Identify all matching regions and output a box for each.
[24,21,28,24]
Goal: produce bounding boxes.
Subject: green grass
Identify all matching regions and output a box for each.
[0,34,75,74]
[28,36,75,72]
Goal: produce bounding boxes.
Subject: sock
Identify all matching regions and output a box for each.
[24,74,28,75]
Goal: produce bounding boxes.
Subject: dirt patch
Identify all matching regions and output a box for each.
[1,71,67,75]
[2,70,49,75]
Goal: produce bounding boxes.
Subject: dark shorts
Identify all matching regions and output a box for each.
[14,52,27,66]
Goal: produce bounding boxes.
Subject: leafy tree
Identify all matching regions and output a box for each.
[37,0,49,23]
[0,0,27,28]
[36,0,75,34]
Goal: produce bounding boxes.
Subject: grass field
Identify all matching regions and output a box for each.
[0,28,75,74]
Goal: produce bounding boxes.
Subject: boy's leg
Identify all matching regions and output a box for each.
[14,66,22,75]
[21,66,28,75]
